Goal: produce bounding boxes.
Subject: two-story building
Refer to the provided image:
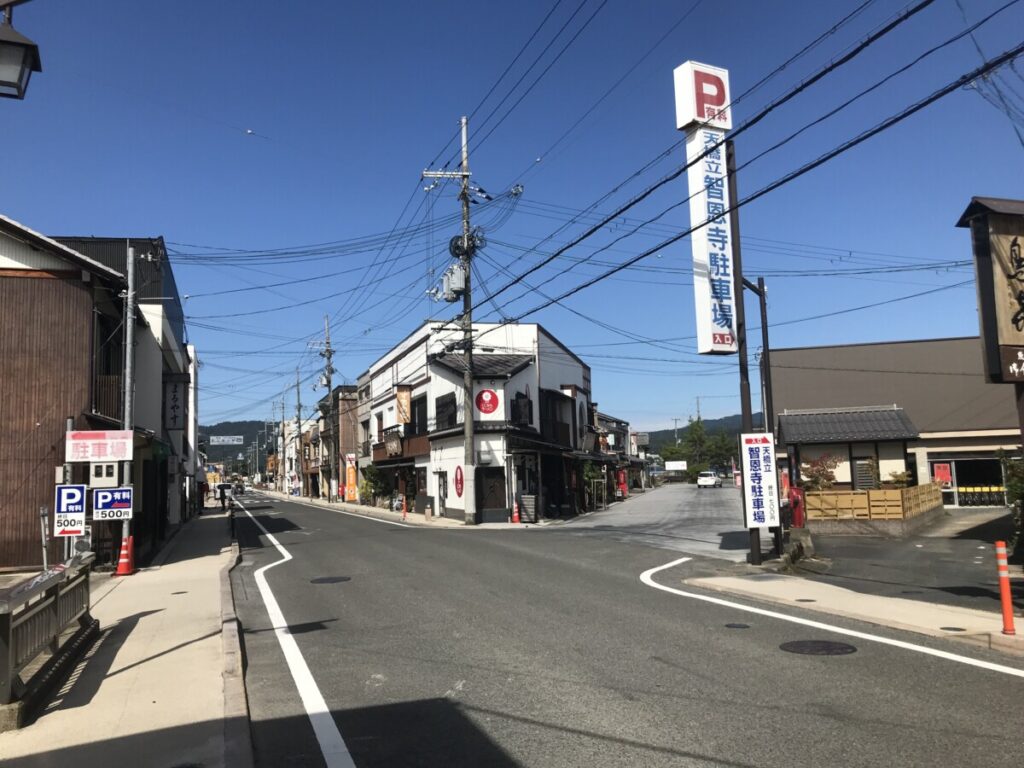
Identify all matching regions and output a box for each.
[361,322,592,523]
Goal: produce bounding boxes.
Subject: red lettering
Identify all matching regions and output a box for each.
[694,70,726,120]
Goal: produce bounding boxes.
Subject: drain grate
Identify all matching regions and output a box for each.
[310,576,351,584]
[725,623,750,629]
[795,598,816,603]
[780,640,857,656]
[940,626,966,632]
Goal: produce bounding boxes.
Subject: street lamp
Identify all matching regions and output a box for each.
[0,1,41,100]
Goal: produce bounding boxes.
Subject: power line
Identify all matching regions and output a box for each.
[472,0,941,314]
[470,43,1022,346]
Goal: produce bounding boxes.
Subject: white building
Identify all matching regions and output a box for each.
[361,322,593,523]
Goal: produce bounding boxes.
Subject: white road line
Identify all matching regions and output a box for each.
[272,495,411,528]
[640,556,1024,679]
[236,500,357,768]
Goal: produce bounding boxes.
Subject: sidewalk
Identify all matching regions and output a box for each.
[687,571,1024,655]
[685,506,1024,656]
[0,510,248,768]
[257,489,532,528]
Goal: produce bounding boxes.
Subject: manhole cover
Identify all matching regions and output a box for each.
[310,576,351,584]
[940,626,966,632]
[725,623,750,629]
[780,640,857,656]
[795,598,816,603]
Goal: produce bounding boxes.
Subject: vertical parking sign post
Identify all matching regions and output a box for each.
[740,434,780,566]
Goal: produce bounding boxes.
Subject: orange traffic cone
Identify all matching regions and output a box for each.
[512,500,521,524]
[114,537,133,576]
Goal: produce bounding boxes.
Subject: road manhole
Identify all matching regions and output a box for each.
[795,598,816,603]
[725,623,750,629]
[780,640,857,656]
[310,576,351,584]
[940,626,966,632]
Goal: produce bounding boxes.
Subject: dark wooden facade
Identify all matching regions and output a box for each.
[0,272,94,568]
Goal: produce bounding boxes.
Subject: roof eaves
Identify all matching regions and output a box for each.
[0,215,124,282]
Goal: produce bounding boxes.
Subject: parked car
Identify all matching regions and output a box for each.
[696,471,722,489]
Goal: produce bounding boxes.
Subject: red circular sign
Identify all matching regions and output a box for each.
[454,466,464,497]
[475,389,499,414]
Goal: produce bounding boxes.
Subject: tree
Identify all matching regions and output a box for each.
[801,453,840,491]
[706,432,734,469]
[681,417,708,466]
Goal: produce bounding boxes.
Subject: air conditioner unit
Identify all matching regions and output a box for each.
[477,449,493,465]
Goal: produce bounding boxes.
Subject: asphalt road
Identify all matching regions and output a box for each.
[555,482,750,561]
[231,491,1024,768]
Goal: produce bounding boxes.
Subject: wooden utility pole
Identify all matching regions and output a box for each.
[321,315,336,502]
[424,117,476,524]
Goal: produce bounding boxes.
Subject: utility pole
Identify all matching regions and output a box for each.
[121,243,137,563]
[321,315,335,503]
[696,396,702,421]
[673,418,682,445]
[295,368,303,498]
[424,116,476,524]
[727,140,762,566]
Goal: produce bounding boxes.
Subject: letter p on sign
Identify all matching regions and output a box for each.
[674,61,732,131]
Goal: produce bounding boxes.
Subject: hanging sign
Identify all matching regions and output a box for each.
[454,466,464,497]
[66,430,133,463]
[475,389,499,414]
[674,60,737,355]
[739,434,779,529]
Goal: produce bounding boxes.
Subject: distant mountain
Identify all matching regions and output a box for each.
[646,412,764,454]
[198,420,269,463]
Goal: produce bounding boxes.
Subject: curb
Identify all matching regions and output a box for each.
[259,489,464,528]
[221,534,255,768]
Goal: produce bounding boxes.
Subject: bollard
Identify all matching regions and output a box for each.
[401,496,407,522]
[995,540,1016,636]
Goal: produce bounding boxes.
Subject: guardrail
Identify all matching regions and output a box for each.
[0,554,95,705]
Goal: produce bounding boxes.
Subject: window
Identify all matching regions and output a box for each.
[410,396,428,436]
[375,413,384,442]
[435,392,457,430]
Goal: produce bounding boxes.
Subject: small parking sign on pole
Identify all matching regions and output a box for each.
[54,484,87,537]
[93,487,134,521]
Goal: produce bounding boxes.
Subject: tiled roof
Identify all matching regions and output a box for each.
[432,353,533,378]
[778,406,918,445]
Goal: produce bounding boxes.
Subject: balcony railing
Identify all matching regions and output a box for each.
[94,374,123,421]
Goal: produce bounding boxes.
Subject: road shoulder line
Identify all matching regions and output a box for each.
[640,556,1024,679]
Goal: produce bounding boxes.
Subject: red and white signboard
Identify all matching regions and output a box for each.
[454,466,464,497]
[65,430,133,463]
[475,389,499,414]
[674,60,732,131]
[675,60,738,355]
[740,433,780,529]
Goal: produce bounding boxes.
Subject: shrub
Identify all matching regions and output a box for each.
[801,453,840,491]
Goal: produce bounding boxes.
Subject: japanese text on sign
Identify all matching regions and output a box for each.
[93,487,134,521]
[65,431,133,463]
[740,434,779,529]
[54,484,87,536]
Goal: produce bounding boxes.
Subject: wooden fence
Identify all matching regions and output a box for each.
[806,483,942,521]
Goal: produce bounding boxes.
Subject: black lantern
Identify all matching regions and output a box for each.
[0,20,41,100]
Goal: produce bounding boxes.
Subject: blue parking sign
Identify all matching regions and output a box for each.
[92,487,134,521]
[54,484,87,536]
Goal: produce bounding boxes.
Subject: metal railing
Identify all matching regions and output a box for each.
[0,554,94,705]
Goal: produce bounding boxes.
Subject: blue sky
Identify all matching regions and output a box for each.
[4,0,1024,430]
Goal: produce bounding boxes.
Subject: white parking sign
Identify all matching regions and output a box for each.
[54,484,87,537]
[93,487,134,521]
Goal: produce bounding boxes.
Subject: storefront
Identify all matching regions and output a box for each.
[928,453,1007,507]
